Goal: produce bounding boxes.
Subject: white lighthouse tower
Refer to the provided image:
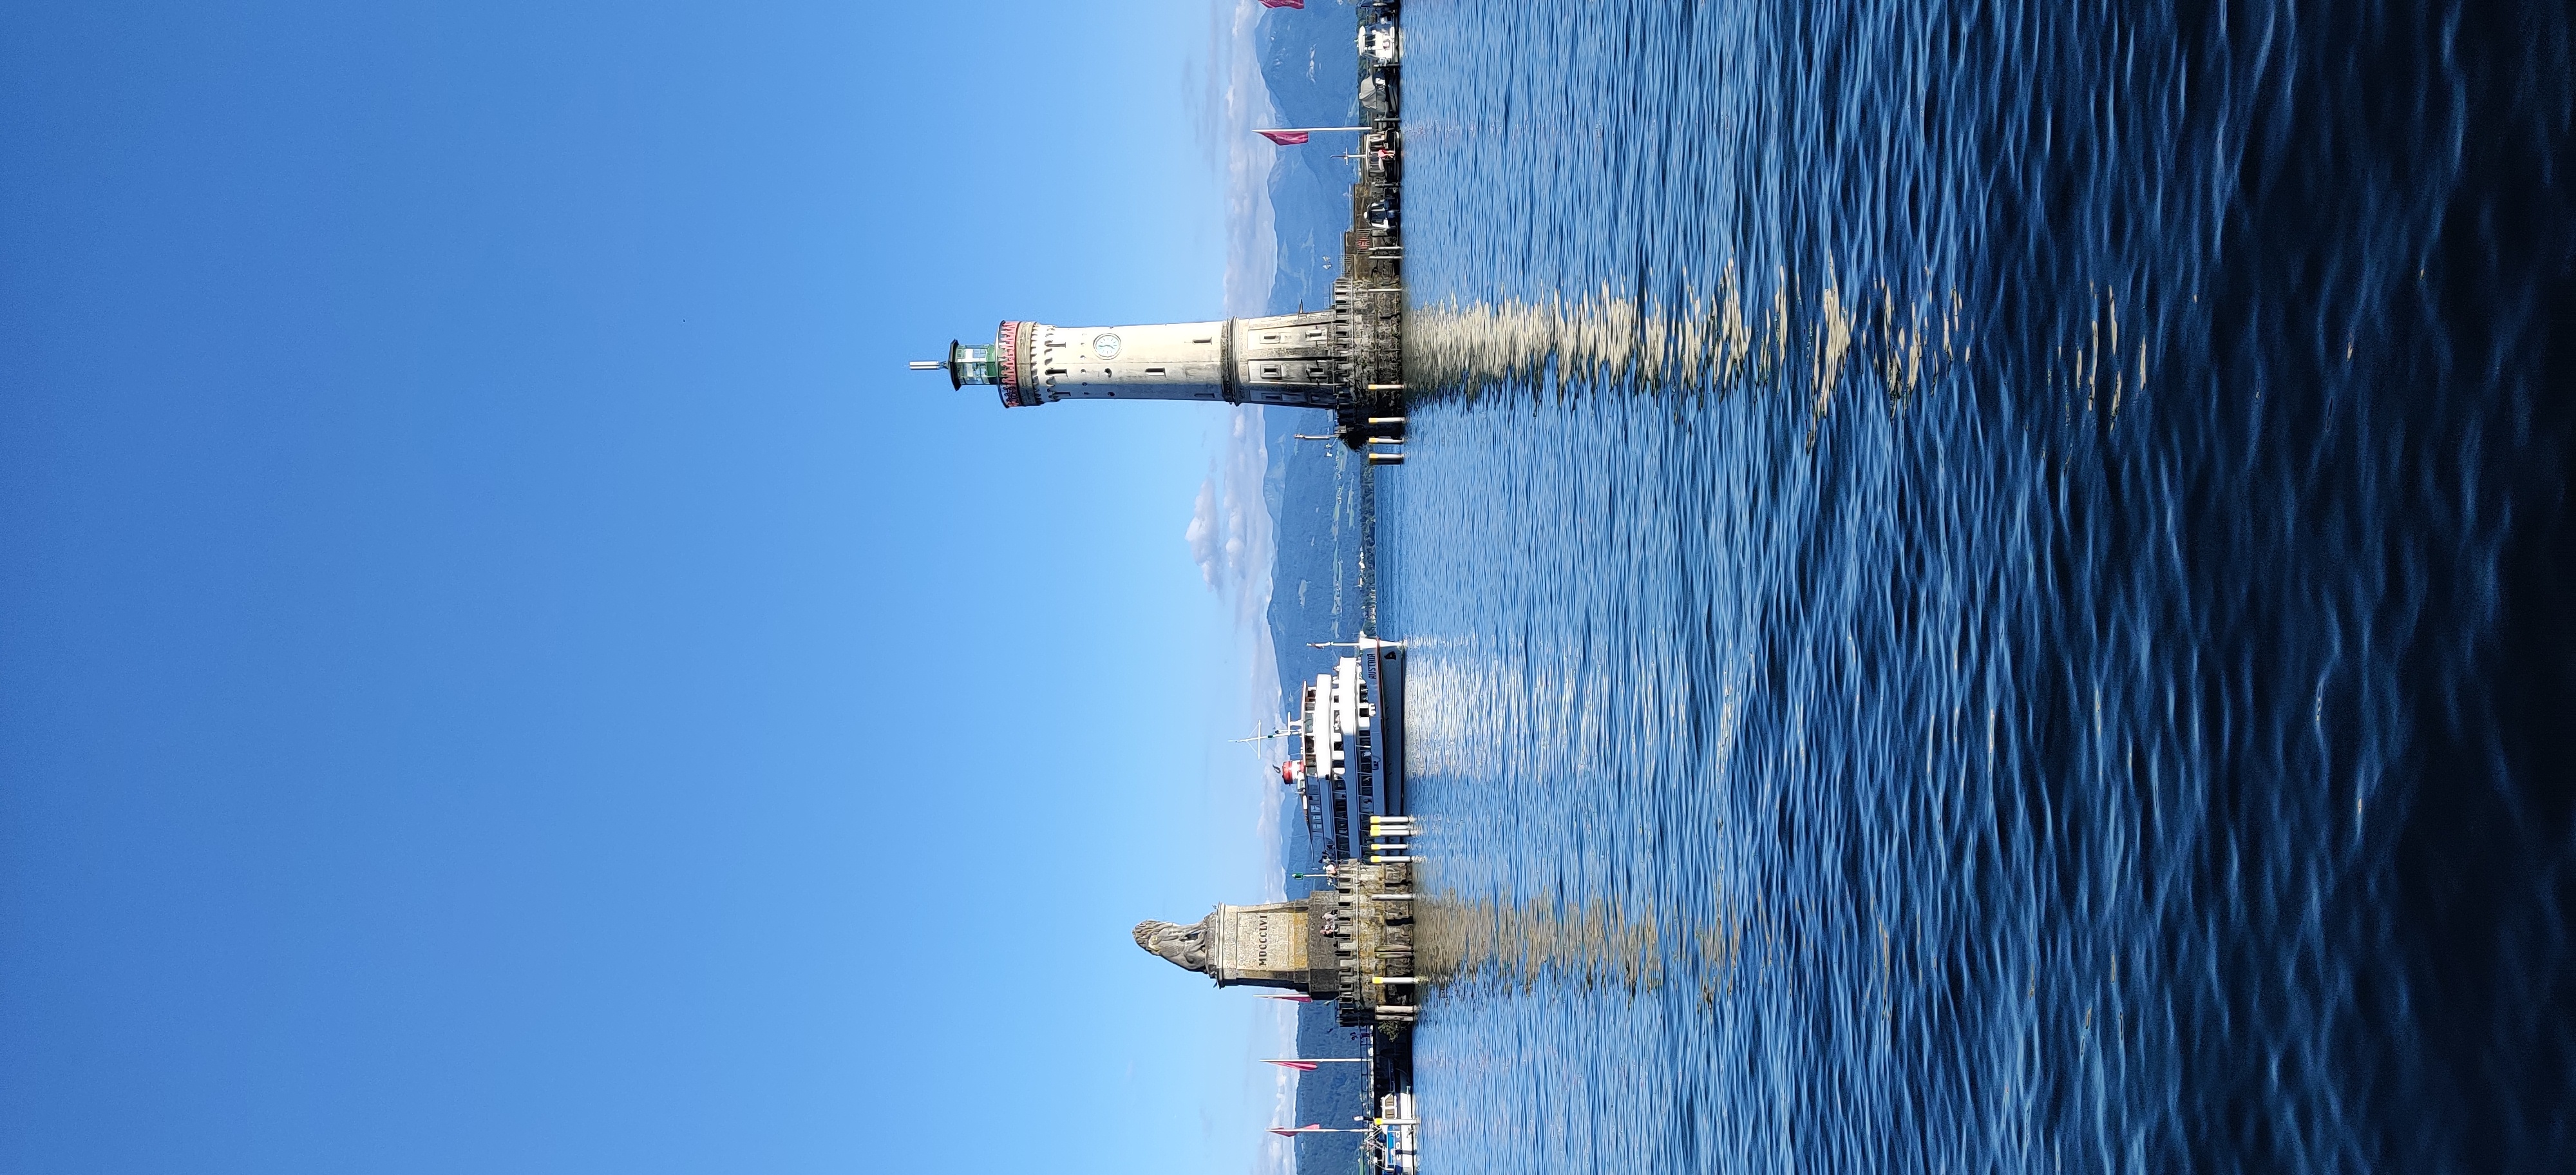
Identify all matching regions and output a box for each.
[911,310,1349,410]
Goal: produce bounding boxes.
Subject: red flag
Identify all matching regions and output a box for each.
[1257,130,1311,145]
[1256,993,1314,1002]
[1265,1060,1321,1071]
[1259,0,1305,8]
[1267,1125,1327,1136]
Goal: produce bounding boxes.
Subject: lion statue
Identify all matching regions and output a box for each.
[1132,916,1215,974]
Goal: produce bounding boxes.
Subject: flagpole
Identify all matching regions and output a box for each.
[1254,128,1368,134]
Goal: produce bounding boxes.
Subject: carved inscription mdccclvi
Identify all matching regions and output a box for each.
[1228,909,1310,971]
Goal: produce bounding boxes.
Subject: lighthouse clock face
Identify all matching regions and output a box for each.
[1092,333,1122,360]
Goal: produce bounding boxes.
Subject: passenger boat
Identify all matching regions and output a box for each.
[1277,636,1404,861]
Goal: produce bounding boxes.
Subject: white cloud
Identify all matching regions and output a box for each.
[1186,408,1277,598]
[1219,406,1293,1175]
[1223,1,1278,320]
[1217,15,1295,1167]
[1188,475,1227,589]
[1189,9,1298,1174]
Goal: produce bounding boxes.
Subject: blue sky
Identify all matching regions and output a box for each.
[1,3,1299,1172]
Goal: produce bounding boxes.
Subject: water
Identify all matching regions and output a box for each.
[1368,1,2576,1170]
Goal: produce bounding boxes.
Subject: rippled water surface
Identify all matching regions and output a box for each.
[1379,1,2574,1170]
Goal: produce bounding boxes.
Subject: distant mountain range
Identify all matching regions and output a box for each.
[1251,6,1376,1172]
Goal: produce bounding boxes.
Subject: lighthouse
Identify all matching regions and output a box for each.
[911,310,1349,410]
[906,156,1410,434]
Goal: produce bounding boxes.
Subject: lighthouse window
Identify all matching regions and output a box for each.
[1146,367,1166,374]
